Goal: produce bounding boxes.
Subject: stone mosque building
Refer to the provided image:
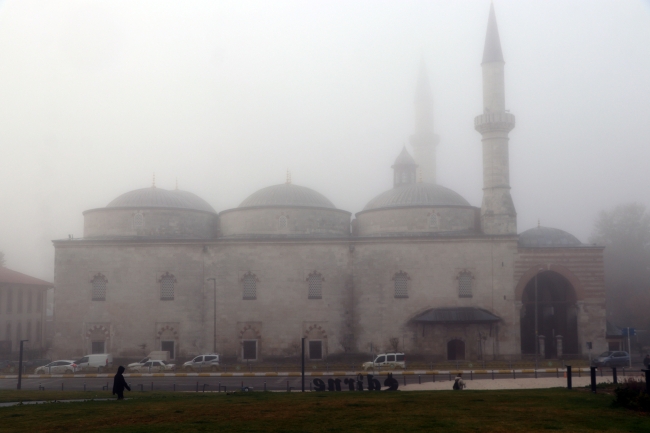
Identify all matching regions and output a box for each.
[51,6,606,362]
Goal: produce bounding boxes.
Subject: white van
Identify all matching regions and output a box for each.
[362,353,406,371]
[76,354,113,373]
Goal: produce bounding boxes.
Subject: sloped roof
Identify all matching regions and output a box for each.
[0,267,53,288]
[412,307,500,324]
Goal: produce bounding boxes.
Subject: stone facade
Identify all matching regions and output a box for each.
[50,6,607,362]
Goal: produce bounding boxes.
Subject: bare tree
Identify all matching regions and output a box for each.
[591,203,650,329]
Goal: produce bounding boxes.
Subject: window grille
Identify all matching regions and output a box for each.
[394,272,409,298]
[458,272,473,298]
[91,274,107,301]
[133,213,144,229]
[278,215,288,230]
[243,340,257,360]
[309,341,323,360]
[160,273,175,300]
[308,272,323,299]
[243,273,257,300]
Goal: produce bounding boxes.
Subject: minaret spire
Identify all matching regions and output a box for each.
[410,59,439,184]
[474,3,517,235]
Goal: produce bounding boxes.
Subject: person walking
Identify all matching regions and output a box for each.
[113,366,131,400]
[453,372,466,390]
[644,354,650,370]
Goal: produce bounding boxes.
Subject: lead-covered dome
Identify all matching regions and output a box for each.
[239,183,335,209]
[363,183,470,211]
[107,187,216,213]
[518,226,582,248]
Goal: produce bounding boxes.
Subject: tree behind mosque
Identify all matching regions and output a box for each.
[591,203,650,330]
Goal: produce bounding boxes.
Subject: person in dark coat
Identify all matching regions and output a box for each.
[113,366,131,400]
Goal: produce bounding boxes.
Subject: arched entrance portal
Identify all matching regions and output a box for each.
[520,271,578,357]
[447,339,465,360]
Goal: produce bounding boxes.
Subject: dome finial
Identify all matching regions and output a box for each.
[286,169,292,184]
[152,173,156,188]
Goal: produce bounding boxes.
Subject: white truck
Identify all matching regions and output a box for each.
[75,353,113,373]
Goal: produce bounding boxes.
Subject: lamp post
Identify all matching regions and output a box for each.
[17,339,28,390]
[207,278,217,353]
[534,269,545,371]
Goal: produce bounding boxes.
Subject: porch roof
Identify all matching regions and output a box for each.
[412,307,501,324]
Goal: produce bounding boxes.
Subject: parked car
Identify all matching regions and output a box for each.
[183,354,220,371]
[127,357,152,371]
[130,360,175,373]
[75,354,113,373]
[592,351,630,368]
[34,360,78,374]
[362,353,406,371]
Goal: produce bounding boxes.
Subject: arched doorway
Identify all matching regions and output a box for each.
[520,271,578,357]
[447,339,465,360]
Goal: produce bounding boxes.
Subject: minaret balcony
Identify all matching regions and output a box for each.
[474,112,515,134]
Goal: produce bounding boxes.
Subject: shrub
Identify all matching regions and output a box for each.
[613,377,650,412]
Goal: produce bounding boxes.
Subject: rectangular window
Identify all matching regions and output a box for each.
[394,273,408,298]
[92,276,107,301]
[458,273,473,298]
[309,340,323,360]
[308,274,322,299]
[91,341,105,354]
[243,274,257,300]
[160,276,175,300]
[161,340,175,359]
[387,354,395,362]
[242,340,257,360]
[396,354,405,362]
[15,322,21,341]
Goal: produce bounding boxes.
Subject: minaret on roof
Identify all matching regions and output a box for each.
[410,59,440,184]
[474,3,517,235]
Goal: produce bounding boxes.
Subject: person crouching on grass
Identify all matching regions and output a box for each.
[113,366,131,400]
[453,372,466,390]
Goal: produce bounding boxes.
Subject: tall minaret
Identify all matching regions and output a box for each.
[410,60,439,184]
[474,3,517,235]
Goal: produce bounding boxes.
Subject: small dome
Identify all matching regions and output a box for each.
[518,226,582,248]
[107,187,216,213]
[363,183,470,211]
[239,183,336,209]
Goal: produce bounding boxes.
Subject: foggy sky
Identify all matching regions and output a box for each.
[1,0,650,280]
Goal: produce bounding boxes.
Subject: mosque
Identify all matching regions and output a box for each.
[51,5,606,362]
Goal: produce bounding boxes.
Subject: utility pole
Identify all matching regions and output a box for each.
[17,340,29,390]
[207,278,217,353]
[535,273,539,371]
[301,338,305,392]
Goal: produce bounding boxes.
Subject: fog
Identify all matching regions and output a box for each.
[1,0,649,280]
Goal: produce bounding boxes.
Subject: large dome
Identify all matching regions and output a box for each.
[239,184,336,209]
[518,226,582,248]
[363,183,470,211]
[106,187,216,213]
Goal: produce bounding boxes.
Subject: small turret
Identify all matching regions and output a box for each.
[392,147,417,188]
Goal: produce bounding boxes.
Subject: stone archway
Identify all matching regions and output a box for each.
[519,271,579,357]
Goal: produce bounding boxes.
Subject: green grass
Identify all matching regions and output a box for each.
[0,388,648,432]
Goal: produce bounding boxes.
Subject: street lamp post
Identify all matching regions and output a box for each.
[17,339,29,390]
[207,278,217,354]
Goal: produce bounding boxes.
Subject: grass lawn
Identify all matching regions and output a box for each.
[0,388,648,432]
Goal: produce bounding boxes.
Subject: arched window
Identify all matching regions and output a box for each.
[91,274,108,301]
[278,215,288,230]
[159,272,176,301]
[458,272,473,298]
[307,272,323,300]
[133,212,144,229]
[428,213,438,228]
[393,271,409,298]
[242,272,258,300]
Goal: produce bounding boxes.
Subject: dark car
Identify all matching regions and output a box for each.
[592,351,630,368]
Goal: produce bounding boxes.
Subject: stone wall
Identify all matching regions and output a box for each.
[83,208,218,239]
